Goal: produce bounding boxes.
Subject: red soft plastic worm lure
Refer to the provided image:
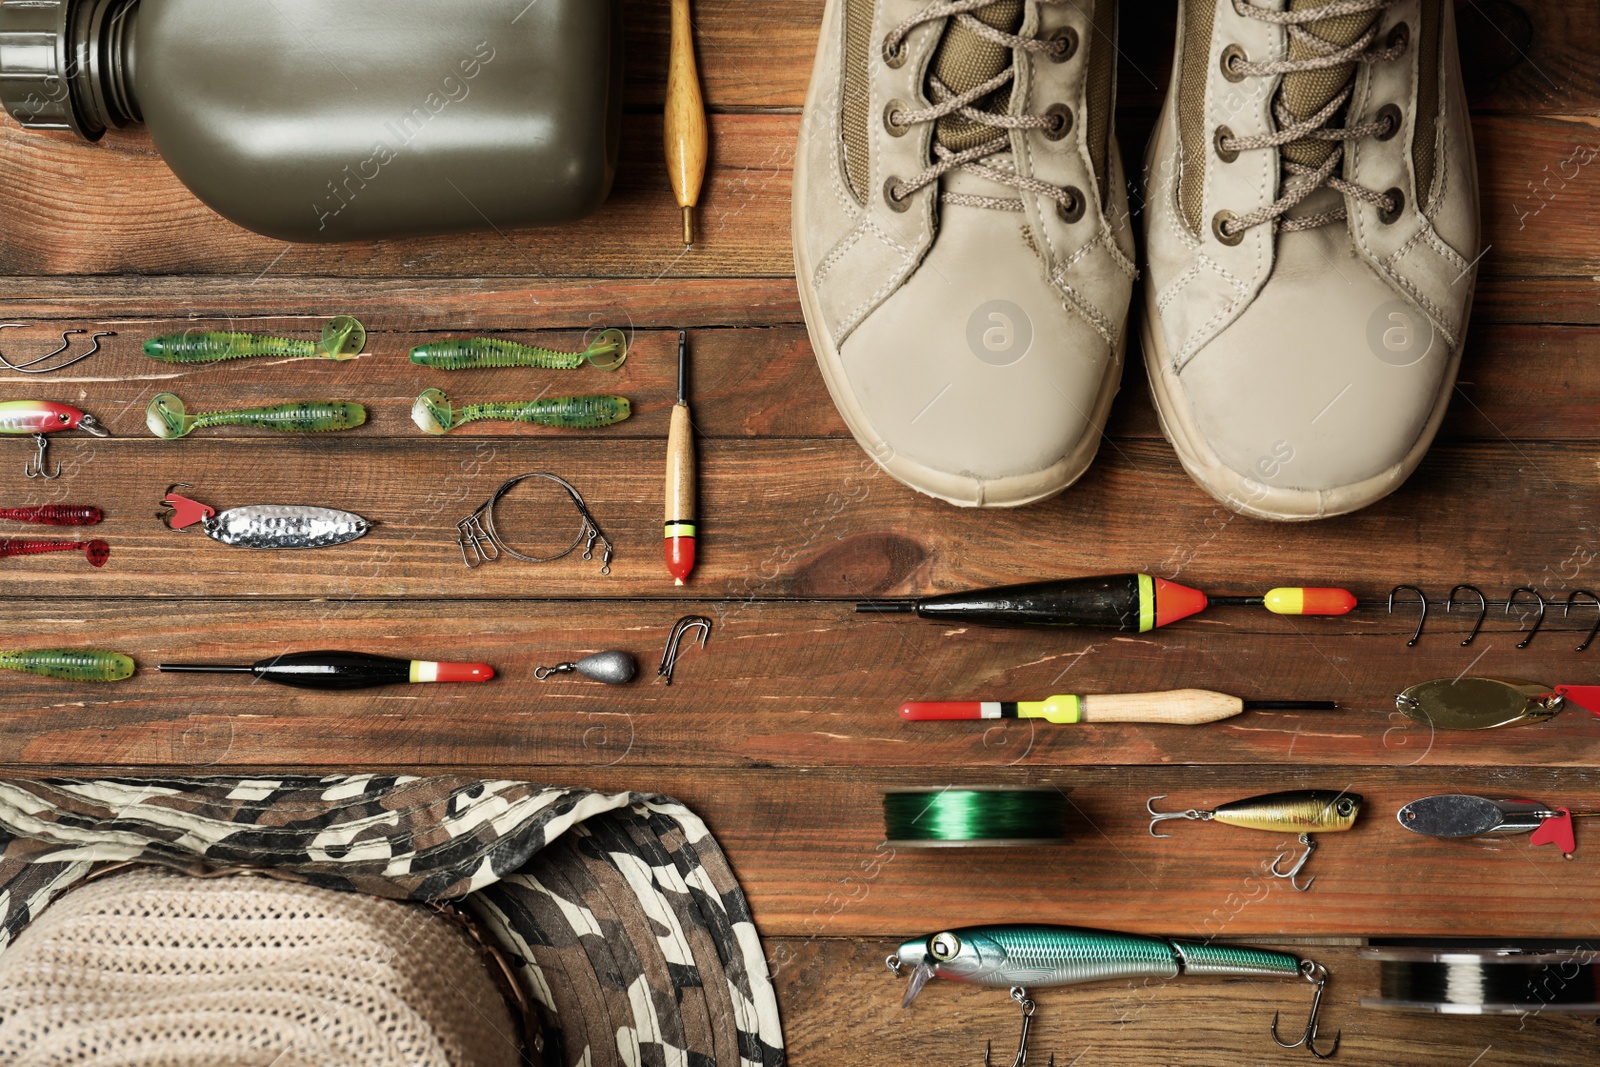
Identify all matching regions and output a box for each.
[0,538,109,567]
[0,505,102,526]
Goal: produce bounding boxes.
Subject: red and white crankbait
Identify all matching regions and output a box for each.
[0,400,110,479]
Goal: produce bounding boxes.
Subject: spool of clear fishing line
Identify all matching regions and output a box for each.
[1360,946,1600,1014]
[882,787,1068,848]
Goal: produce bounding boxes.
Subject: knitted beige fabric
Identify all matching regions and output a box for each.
[0,866,523,1067]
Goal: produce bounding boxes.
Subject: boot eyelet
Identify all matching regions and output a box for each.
[882,37,908,68]
[884,177,912,212]
[884,100,910,136]
[1043,103,1072,140]
[1212,210,1244,245]
[1220,44,1248,82]
[1213,125,1238,162]
[1056,187,1085,224]
[1386,22,1409,51]
[1374,103,1402,141]
[1045,26,1078,62]
[1378,187,1405,224]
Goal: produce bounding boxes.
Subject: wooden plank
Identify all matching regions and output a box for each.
[8,318,1593,443]
[0,600,1596,770]
[0,113,797,278]
[3,762,1595,939]
[0,437,1590,599]
[9,321,1587,447]
[0,277,806,329]
[0,323,839,440]
[3,113,1597,280]
[777,937,1600,1067]
[0,273,1592,327]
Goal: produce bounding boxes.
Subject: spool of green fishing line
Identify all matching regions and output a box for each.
[882,787,1068,847]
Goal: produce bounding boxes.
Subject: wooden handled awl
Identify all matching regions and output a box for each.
[901,690,1336,725]
[664,330,696,584]
[665,0,708,245]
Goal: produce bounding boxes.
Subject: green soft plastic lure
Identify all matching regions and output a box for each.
[409,328,627,371]
[892,924,1337,1059]
[410,389,631,435]
[143,316,366,363]
[146,394,368,439]
[0,648,135,682]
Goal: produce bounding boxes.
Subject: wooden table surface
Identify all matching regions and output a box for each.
[4,1,1600,1063]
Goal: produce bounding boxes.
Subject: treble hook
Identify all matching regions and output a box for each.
[1268,832,1319,893]
[1445,584,1486,646]
[1505,586,1546,649]
[1145,795,1211,838]
[983,987,1051,1067]
[1271,959,1340,1059]
[22,434,59,480]
[1565,590,1600,652]
[657,615,712,686]
[1388,585,1427,647]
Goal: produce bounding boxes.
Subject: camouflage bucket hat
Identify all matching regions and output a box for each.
[0,775,786,1067]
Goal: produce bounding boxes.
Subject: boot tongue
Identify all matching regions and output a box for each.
[929,0,1023,153]
[1279,0,1379,169]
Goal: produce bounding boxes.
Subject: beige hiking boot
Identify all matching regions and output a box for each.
[793,0,1135,507]
[1142,0,1480,520]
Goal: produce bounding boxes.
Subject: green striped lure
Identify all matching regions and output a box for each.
[409,328,628,371]
[146,394,368,439]
[891,924,1338,1060]
[882,789,1067,847]
[0,648,135,682]
[143,316,366,363]
[410,389,631,435]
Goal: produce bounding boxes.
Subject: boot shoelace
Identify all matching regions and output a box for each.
[881,0,1083,218]
[1215,0,1408,240]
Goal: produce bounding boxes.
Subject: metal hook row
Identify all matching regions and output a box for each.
[1388,584,1600,651]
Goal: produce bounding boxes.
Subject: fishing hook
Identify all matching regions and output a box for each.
[1268,832,1319,893]
[22,434,58,480]
[0,328,112,374]
[1505,586,1545,649]
[657,615,711,686]
[1445,584,1486,647]
[1145,795,1212,838]
[1565,590,1600,652]
[1271,960,1340,1059]
[982,987,1050,1067]
[1388,585,1427,647]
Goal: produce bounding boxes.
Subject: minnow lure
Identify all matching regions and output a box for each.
[1145,789,1362,892]
[146,393,367,439]
[0,400,110,479]
[159,486,371,550]
[0,538,109,567]
[143,315,366,363]
[409,328,628,371]
[1396,676,1600,731]
[0,648,135,682]
[890,924,1338,1060]
[0,505,102,526]
[1397,793,1600,859]
[410,389,631,435]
